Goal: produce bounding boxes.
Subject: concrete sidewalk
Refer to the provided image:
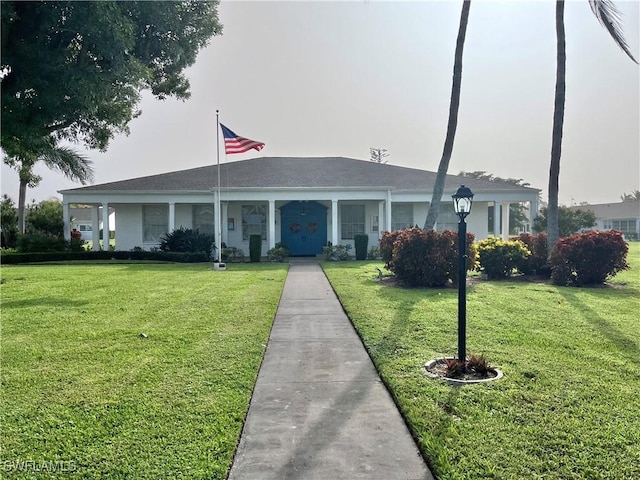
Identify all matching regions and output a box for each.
[227,260,434,480]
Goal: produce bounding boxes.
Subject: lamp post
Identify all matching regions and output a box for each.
[452,185,474,363]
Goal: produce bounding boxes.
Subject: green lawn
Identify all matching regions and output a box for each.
[322,243,640,480]
[0,263,288,479]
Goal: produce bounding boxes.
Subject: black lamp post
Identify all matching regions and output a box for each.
[452,185,474,362]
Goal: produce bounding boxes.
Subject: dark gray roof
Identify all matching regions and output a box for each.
[62,157,539,194]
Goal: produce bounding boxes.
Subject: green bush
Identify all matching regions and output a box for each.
[267,243,289,262]
[323,244,352,261]
[366,246,380,260]
[249,234,262,262]
[354,234,369,260]
[549,230,629,286]
[476,237,530,279]
[0,250,208,264]
[159,227,215,259]
[384,227,476,287]
[378,230,400,264]
[515,232,550,277]
[222,246,245,263]
[16,233,66,253]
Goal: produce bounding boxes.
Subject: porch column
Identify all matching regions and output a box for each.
[529,198,539,232]
[63,201,71,241]
[91,205,100,251]
[102,202,110,249]
[493,202,501,237]
[386,190,392,232]
[168,202,175,233]
[502,202,511,240]
[268,200,276,250]
[331,200,338,246]
[378,201,384,238]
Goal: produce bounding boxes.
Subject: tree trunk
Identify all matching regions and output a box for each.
[18,178,27,234]
[423,0,471,230]
[547,0,565,255]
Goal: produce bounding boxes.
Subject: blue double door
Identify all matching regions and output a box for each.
[280,201,328,256]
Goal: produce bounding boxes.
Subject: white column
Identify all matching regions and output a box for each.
[378,201,384,238]
[63,202,71,241]
[493,202,501,237]
[268,200,276,250]
[529,198,539,232]
[168,202,175,233]
[91,205,100,251]
[386,190,392,232]
[502,202,510,240]
[331,200,339,246]
[102,202,110,249]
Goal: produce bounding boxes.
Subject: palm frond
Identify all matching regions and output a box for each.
[39,146,95,185]
[589,0,638,63]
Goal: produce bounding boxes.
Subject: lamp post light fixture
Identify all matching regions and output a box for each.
[452,185,474,363]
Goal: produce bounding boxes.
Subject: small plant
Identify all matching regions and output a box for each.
[249,234,262,262]
[323,244,352,261]
[159,227,215,259]
[267,244,289,262]
[222,246,245,263]
[466,354,490,376]
[476,237,530,279]
[444,354,492,379]
[366,246,380,260]
[354,234,369,260]
[444,358,466,377]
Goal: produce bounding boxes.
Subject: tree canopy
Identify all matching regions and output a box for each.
[1,1,222,158]
[533,206,596,238]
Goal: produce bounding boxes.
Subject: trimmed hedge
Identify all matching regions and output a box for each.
[549,230,629,286]
[476,237,530,279]
[354,234,369,260]
[514,232,551,277]
[0,250,208,265]
[249,234,262,262]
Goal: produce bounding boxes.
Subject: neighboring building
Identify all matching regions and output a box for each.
[572,201,640,240]
[69,206,115,242]
[60,157,541,255]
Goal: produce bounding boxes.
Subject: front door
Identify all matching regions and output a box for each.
[280,201,328,256]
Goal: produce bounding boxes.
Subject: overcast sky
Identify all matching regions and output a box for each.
[2,0,638,207]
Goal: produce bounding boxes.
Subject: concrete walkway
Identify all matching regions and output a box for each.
[228,260,434,480]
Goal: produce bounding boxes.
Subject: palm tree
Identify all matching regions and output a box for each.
[547,0,637,253]
[7,139,94,233]
[423,0,471,230]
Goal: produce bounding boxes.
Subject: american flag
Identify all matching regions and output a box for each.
[220,124,265,154]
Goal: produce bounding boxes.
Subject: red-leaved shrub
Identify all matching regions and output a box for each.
[515,232,551,277]
[549,230,629,286]
[380,227,476,287]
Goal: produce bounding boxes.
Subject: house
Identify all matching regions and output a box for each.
[60,157,541,255]
[69,206,115,242]
[572,201,640,240]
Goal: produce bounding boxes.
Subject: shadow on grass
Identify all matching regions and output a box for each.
[1,297,89,308]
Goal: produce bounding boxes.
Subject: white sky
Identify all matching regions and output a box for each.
[2,0,639,206]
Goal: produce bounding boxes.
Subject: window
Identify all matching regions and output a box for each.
[435,203,458,232]
[193,205,214,235]
[392,204,413,231]
[143,204,168,242]
[610,219,636,235]
[341,205,365,240]
[79,224,92,232]
[371,215,379,232]
[242,204,266,241]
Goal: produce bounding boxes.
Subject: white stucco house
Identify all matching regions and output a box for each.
[60,157,541,256]
[572,201,640,240]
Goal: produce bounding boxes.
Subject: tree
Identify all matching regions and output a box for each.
[4,140,94,233]
[547,0,637,253]
[458,171,532,234]
[1,1,221,158]
[533,206,596,237]
[26,199,64,237]
[620,190,640,202]
[370,148,389,164]
[423,0,471,230]
[1,194,18,248]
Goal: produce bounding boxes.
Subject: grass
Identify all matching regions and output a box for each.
[0,262,288,479]
[322,242,640,480]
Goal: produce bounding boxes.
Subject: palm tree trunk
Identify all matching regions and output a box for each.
[18,178,27,234]
[547,0,566,254]
[423,0,471,230]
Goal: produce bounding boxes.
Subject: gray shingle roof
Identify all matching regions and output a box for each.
[62,157,539,194]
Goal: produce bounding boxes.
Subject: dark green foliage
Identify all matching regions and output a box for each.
[476,237,531,279]
[515,232,551,277]
[381,228,476,287]
[16,233,66,253]
[1,250,208,264]
[354,234,369,260]
[322,244,352,261]
[549,230,629,286]
[222,246,245,263]
[26,199,63,236]
[533,206,596,237]
[249,234,262,262]
[159,227,215,259]
[267,243,289,262]
[366,246,380,260]
[1,194,18,248]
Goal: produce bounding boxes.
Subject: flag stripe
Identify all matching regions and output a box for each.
[220,123,265,154]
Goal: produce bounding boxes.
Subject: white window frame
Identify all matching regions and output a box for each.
[143,204,169,243]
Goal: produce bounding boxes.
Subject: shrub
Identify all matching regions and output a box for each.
[249,234,262,262]
[159,227,215,259]
[16,233,66,253]
[549,230,629,286]
[366,246,380,260]
[515,232,550,277]
[384,228,476,287]
[267,244,289,262]
[476,237,530,279]
[222,246,245,263]
[0,250,208,264]
[354,234,369,260]
[379,230,400,265]
[323,244,352,261]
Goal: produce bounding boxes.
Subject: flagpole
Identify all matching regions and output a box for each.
[216,110,222,264]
